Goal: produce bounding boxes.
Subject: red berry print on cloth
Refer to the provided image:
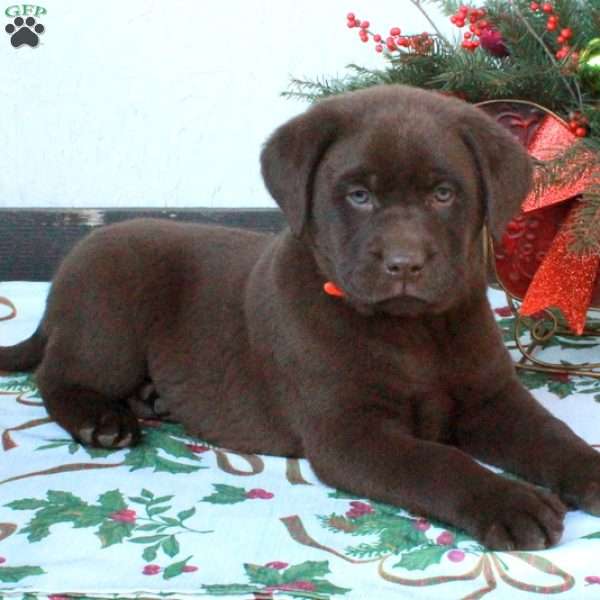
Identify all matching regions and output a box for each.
[437,531,455,546]
[182,564,199,573]
[109,508,137,523]
[448,549,466,562]
[143,564,161,575]
[346,500,374,519]
[246,488,274,499]
[414,518,431,531]
[266,561,289,569]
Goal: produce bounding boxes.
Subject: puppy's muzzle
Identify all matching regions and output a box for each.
[382,248,427,279]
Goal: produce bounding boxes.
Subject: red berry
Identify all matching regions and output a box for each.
[359,31,369,42]
[143,564,161,575]
[414,518,431,531]
[547,20,557,31]
[575,127,588,138]
[542,2,553,13]
[110,508,137,523]
[561,27,573,39]
[557,35,565,44]
[478,20,489,29]
[530,2,540,10]
[569,121,579,132]
[448,550,465,562]
[0,557,5,564]
[373,33,382,42]
[266,561,289,570]
[375,44,383,53]
[182,565,199,573]
[456,18,465,27]
[437,531,455,545]
[346,12,355,20]
[390,27,401,36]
[463,32,472,39]
[548,14,558,23]
[246,488,274,499]
[360,20,369,29]
[386,37,397,50]
[398,37,410,47]
[459,5,469,15]
[347,20,356,28]
[450,15,458,24]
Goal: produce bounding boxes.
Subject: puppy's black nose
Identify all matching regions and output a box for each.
[383,250,426,278]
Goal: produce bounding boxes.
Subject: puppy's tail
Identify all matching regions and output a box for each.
[0,326,46,372]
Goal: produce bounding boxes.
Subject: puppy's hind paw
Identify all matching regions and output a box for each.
[75,407,141,449]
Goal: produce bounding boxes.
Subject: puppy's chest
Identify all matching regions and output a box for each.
[364,336,456,442]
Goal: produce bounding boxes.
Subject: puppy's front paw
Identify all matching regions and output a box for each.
[560,459,600,516]
[475,481,566,551]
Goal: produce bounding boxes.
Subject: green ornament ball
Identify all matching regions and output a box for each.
[579,38,600,95]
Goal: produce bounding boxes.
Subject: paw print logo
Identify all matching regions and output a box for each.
[5,16,45,48]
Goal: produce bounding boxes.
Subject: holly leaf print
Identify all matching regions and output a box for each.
[202,484,248,504]
[0,565,45,583]
[163,555,193,580]
[394,545,448,571]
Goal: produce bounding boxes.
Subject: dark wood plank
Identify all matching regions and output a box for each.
[0,208,285,281]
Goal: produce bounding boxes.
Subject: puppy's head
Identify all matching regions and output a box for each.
[261,85,532,316]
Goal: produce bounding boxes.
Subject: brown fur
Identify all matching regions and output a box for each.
[2,85,600,550]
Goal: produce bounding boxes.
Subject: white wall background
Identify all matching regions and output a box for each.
[0,0,453,208]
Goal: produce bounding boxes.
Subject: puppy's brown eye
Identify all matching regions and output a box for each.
[433,185,455,205]
[347,189,373,208]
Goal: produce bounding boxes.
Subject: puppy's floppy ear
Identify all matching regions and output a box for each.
[261,104,340,237]
[460,109,533,241]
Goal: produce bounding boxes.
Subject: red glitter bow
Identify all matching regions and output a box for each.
[518,116,597,334]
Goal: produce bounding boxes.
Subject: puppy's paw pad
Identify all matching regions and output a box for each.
[75,412,140,449]
[126,379,170,419]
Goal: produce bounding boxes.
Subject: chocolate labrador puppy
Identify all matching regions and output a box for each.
[1,85,599,550]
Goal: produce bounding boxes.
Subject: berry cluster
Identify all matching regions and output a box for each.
[346,12,433,55]
[568,111,590,138]
[450,5,490,52]
[529,2,577,63]
[345,500,374,518]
